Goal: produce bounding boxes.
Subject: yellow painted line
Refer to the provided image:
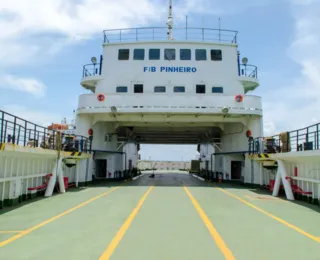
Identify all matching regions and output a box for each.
[0,186,121,247]
[184,187,235,260]
[219,188,320,243]
[0,231,24,234]
[99,186,153,260]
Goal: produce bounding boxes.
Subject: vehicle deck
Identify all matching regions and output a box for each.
[0,172,319,260]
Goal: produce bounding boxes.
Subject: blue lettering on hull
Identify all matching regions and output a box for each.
[143,66,197,73]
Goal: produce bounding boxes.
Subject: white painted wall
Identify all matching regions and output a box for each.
[199,143,215,171]
[99,42,241,95]
[123,142,138,170]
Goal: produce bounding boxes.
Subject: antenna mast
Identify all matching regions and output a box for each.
[167,0,173,40]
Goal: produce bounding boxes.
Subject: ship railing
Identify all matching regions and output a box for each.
[248,122,320,154]
[103,27,238,44]
[0,110,92,153]
[239,64,258,78]
[82,63,101,78]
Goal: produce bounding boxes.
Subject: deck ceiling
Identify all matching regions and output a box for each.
[116,125,221,144]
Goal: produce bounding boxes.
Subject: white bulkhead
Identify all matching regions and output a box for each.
[76,26,262,183]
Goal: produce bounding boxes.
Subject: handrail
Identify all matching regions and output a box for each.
[0,110,92,153]
[248,122,320,154]
[239,64,258,79]
[103,27,238,44]
[83,63,101,78]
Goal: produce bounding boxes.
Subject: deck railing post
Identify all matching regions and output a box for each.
[17,125,21,145]
[0,111,4,143]
[23,121,27,146]
[316,124,319,150]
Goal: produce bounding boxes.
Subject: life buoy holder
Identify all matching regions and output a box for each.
[235,94,243,102]
[97,93,105,102]
[246,130,252,137]
[88,128,93,136]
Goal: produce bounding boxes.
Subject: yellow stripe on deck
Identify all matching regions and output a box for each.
[219,188,320,243]
[0,186,121,247]
[99,186,153,260]
[184,186,236,260]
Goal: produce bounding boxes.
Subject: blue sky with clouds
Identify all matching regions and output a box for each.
[0,0,320,161]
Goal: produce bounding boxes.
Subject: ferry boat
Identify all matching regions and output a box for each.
[77,2,261,183]
[0,1,320,259]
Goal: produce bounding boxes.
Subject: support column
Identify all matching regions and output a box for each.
[45,157,65,197]
[272,159,295,200]
[123,140,138,177]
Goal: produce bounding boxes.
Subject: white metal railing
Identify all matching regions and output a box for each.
[103,27,238,44]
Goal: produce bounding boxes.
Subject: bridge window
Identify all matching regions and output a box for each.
[149,49,160,60]
[173,86,185,93]
[196,84,206,94]
[154,86,166,93]
[134,84,143,93]
[116,86,128,93]
[195,49,207,60]
[118,49,129,60]
[164,49,175,60]
[211,49,222,60]
[212,86,223,93]
[134,49,145,60]
[180,49,191,60]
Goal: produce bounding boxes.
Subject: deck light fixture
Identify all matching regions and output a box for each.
[221,106,229,114]
[242,57,248,65]
[91,57,97,65]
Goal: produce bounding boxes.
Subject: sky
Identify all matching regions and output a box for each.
[0,0,320,161]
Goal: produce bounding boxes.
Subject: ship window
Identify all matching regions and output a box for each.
[118,49,129,60]
[196,84,206,93]
[116,86,128,93]
[134,84,143,93]
[134,49,145,60]
[211,49,222,60]
[212,86,223,93]
[195,49,207,61]
[164,49,175,60]
[173,86,185,93]
[154,86,166,93]
[180,49,191,60]
[149,49,160,60]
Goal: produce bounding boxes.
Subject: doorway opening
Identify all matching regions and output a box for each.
[96,159,107,178]
[231,161,242,180]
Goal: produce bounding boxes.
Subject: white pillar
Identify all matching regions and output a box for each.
[272,160,294,200]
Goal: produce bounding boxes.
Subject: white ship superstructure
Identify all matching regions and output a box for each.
[76,3,262,181]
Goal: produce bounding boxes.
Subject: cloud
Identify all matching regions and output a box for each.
[0,0,165,67]
[0,0,274,68]
[1,104,62,127]
[262,0,320,136]
[0,74,47,97]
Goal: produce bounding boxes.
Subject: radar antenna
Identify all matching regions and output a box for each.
[167,0,173,40]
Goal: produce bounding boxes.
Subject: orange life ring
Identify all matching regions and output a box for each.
[88,128,93,136]
[97,93,105,101]
[235,94,243,102]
